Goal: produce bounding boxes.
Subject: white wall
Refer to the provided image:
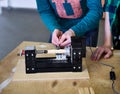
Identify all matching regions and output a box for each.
[0,0,37,9]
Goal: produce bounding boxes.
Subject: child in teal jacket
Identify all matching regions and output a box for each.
[36,0,102,47]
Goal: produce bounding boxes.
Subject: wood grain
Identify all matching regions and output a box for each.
[13,58,89,81]
[0,41,120,94]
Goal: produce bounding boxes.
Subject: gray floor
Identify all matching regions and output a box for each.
[0,8,50,60]
[0,8,104,60]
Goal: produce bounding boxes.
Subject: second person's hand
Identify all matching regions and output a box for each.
[91,45,113,61]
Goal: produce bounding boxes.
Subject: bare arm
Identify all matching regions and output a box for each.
[91,12,113,61]
[104,12,112,48]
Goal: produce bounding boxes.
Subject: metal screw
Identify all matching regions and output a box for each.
[73,66,76,69]
[31,54,34,56]
[78,66,81,69]
[32,68,35,70]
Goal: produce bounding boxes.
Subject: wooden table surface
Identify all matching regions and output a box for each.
[0,41,120,94]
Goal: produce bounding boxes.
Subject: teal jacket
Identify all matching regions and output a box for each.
[36,0,102,36]
[104,0,120,48]
[104,0,120,27]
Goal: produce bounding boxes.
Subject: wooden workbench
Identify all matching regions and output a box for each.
[0,41,120,94]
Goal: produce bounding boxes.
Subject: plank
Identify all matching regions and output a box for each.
[78,87,95,94]
[13,58,89,81]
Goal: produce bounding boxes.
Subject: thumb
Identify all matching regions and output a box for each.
[104,51,112,59]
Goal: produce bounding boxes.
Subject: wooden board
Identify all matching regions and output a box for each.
[1,57,92,94]
[13,58,89,81]
[1,41,120,94]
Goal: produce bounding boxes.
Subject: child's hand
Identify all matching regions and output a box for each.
[59,29,75,47]
[52,29,63,46]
